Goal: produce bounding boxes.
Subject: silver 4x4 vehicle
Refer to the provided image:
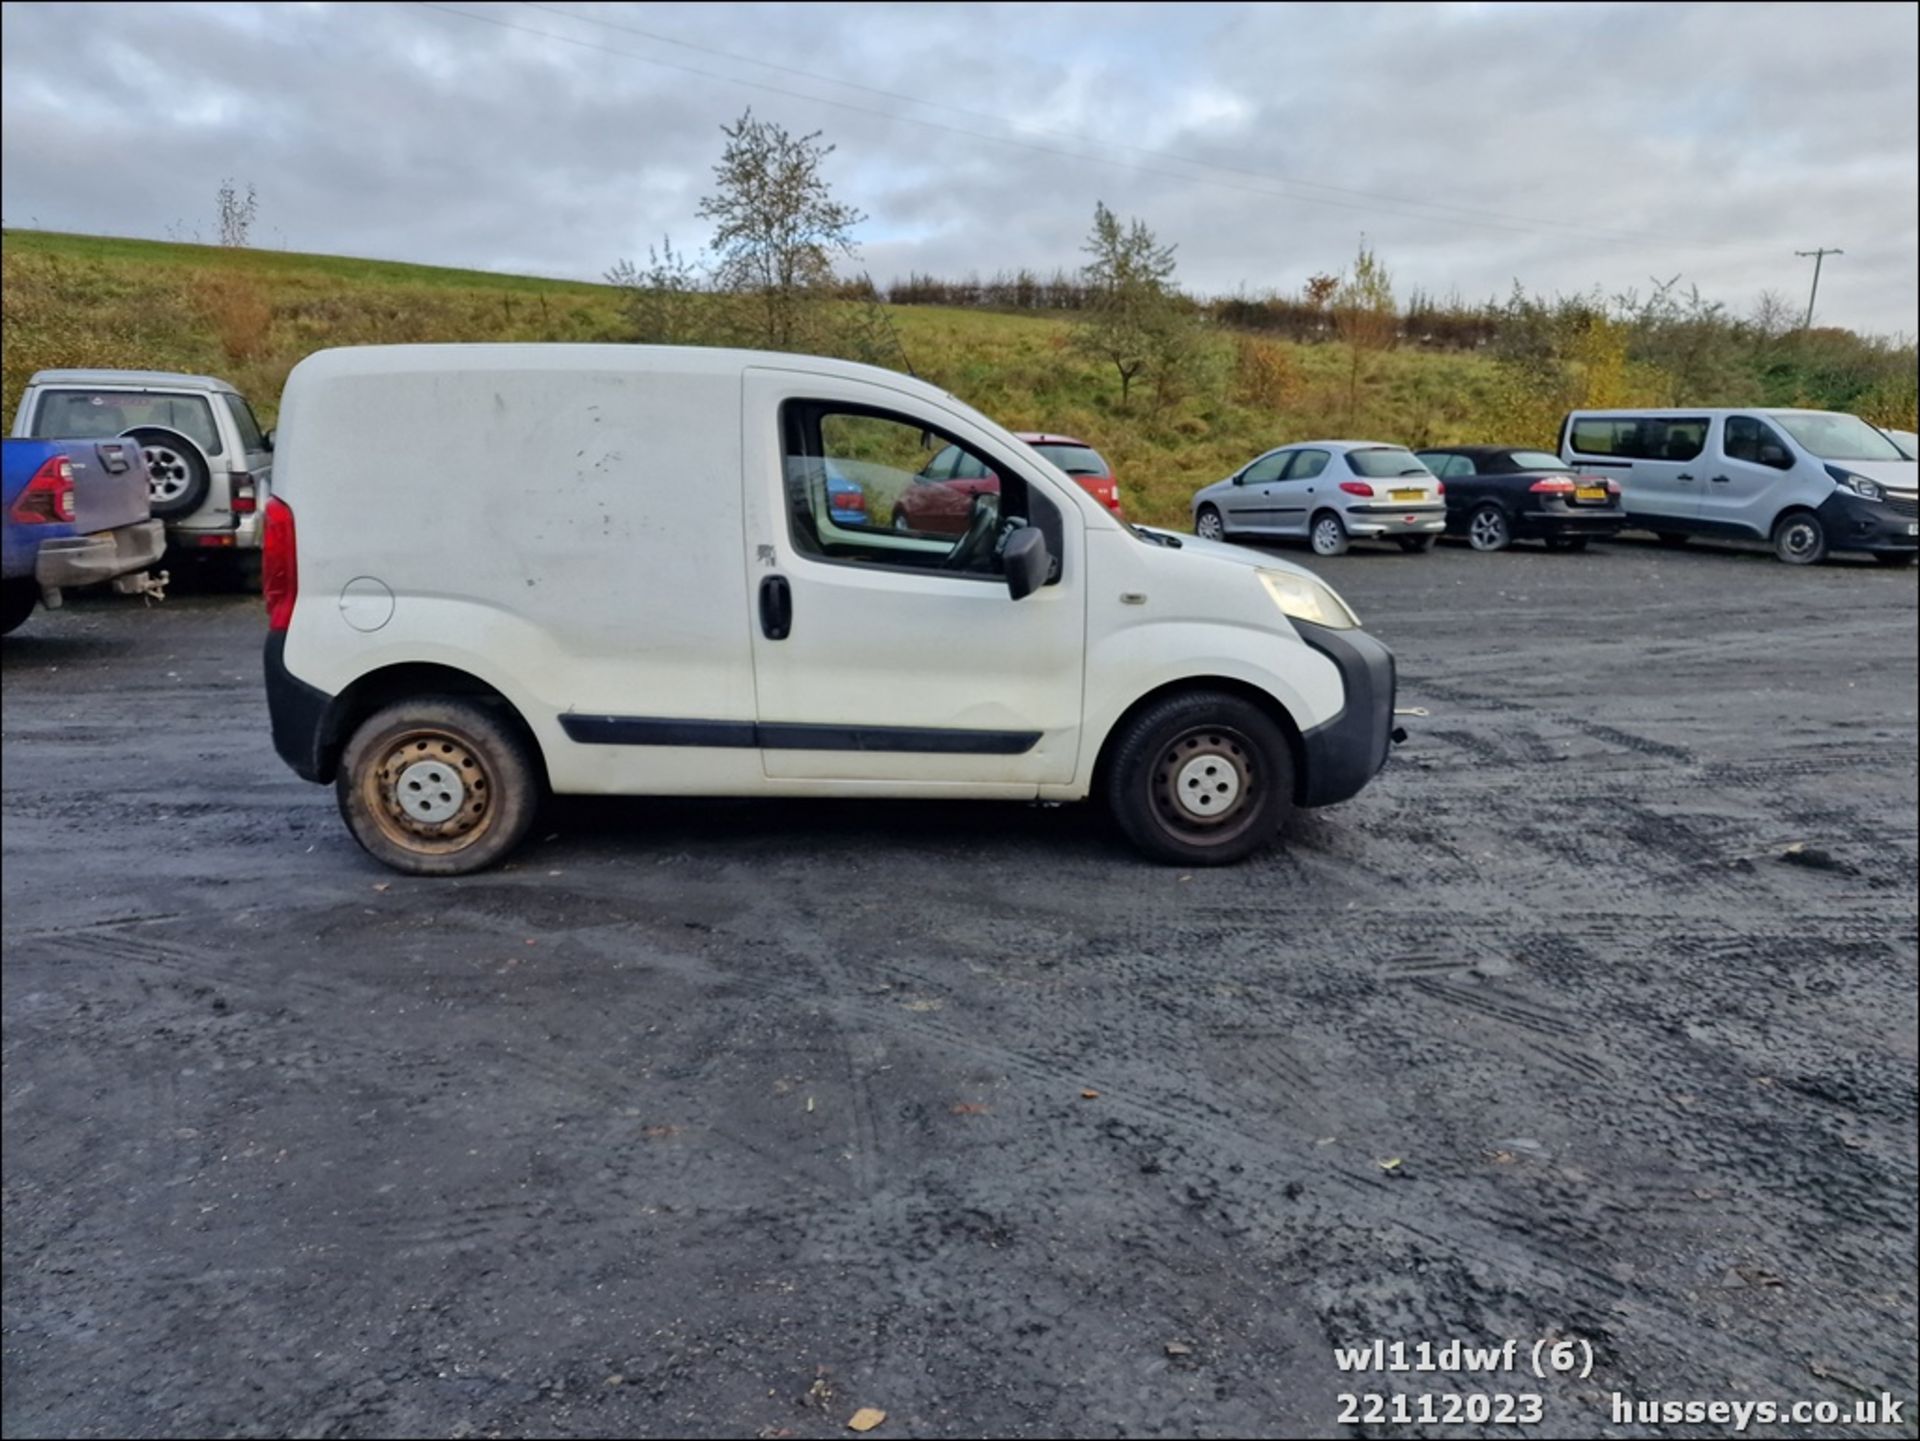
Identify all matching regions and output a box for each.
[10,369,273,583]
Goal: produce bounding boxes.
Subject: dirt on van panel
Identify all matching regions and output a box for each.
[2,539,1915,1438]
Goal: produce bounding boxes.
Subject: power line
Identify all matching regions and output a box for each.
[520,0,1731,252]
[413,1,1756,255]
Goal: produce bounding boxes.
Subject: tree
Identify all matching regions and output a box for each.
[216,178,257,248]
[1331,241,1397,431]
[697,110,866,350]
[1072,201,1192,411]
[606,236,709,346]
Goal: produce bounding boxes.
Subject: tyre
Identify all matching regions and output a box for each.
[336,698,540,876]
[1,578,37,635]
[1872,551,1915,568]
[124,428,210,520]
[1396,534,1436,553]
[1771,510,1827,566]
[1104,689,1294,866]
[1310,511,1349,557]
[1467,504,1511,553]
[1544,536,1589,552]
[1655,531,1692,548]
[1194,505,1225,542]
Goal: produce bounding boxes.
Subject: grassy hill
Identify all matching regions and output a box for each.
[1,228,1507,528]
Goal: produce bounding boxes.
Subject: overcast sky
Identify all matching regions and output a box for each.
[4,1,1916,336]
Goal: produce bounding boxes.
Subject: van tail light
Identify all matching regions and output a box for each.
[263,496,297,631]
[230,471,257,513]
[1530,478,1577,494]
[1339,481,1375,497]
[10,455,76,524]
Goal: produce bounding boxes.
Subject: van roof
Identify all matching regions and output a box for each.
[29,368,242,394]
[285,344,962,406]
[1565,407,1842,418]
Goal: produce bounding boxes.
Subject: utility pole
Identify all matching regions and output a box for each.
[1794,248,1842,329]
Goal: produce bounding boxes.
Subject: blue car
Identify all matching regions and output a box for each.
[825,461,869,527]
[3,437,166,633]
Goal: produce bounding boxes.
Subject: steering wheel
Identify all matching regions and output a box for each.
[943,492,1001,570]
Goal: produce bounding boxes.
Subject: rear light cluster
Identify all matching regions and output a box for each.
[231,471,257,513]
[1435,480,1446,496]
[1339,481,1374,498]
[1530,478,1577,494]
[9,455,76,524]
[263,496,297,631]
[835,489,866,512]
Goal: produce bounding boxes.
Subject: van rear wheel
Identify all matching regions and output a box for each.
[337,698,539,876]
[1104,690,1293,865]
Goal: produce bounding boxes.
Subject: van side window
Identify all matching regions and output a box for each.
[1570,416,1707,462]
[1724,415,1793,469]
[782,403,1061,583]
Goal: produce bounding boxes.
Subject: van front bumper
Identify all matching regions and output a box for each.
[35,520,165,592]
[1820,490,1919,553]
[1294,620,1397,808]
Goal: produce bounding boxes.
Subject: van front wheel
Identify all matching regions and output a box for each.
[1104,690,1294,865]
[337,698,539,876]
[1772,510,1827,566]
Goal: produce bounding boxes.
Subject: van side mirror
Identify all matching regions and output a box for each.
[1003,526,1050,601]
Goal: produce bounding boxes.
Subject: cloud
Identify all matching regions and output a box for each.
[3,0,1914,336]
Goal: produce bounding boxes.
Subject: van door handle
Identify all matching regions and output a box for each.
[759,574,792,641]
[1710,474,1730,483]
[1676,472,1694,481]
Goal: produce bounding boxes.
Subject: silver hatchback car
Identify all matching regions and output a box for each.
[1191,440,1447,555]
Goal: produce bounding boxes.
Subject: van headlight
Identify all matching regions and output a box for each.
[1258,568,1360,630]
[1826,465,1885,501]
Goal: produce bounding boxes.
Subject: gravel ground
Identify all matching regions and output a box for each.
[3,537,1916,1439]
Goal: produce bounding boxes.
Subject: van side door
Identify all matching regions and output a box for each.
[1567,415,1706,528]
[1705,415,1797,540]
[741,368,1086,789]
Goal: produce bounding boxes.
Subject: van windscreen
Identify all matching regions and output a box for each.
[1772,413,1908,463]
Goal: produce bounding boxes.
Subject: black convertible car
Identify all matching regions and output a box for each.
[1414,446,1626,552]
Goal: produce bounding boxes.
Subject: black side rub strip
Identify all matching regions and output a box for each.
[560,715,1041,755]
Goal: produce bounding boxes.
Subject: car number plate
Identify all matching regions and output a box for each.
[1390,488,1426,502]
[1576,486,1608,501]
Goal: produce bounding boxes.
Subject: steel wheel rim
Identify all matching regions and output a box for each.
[1313,518,1342,554]
[1470,510,1505,550]
[361,729,497,855]
[1151,726,1260,843]
[1782,521,1819,558]
[145,446,192,503]
[1197,509,1222,539]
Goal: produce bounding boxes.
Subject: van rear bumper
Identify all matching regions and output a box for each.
[1294,621,1397,808]
[265,631,335,783]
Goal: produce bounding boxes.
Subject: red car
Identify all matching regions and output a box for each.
[890,432,1122,533]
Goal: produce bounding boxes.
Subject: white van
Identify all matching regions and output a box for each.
[1559,408,1917,566]
[264,345,1400,875]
